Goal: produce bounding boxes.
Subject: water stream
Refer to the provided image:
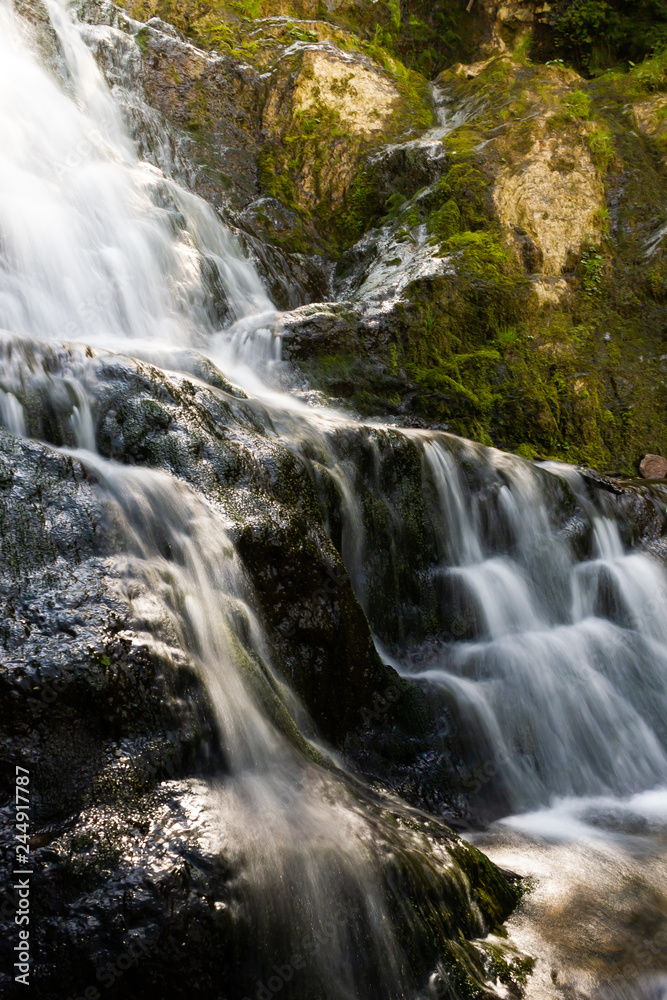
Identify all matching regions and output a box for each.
[1,0,666,997]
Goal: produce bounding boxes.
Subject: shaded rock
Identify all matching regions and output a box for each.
[465,0,551,58]
[277,301,364,358]
[235,198,334,307]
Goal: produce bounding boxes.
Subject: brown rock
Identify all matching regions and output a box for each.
[639,454,667,479]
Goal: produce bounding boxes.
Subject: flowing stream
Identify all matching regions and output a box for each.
[1,0,666,997]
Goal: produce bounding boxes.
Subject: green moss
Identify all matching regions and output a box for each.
[580,243,605,294]
[429,198,462,241]
[429,159,490,234]
[444,231,509,278]
[257,146,300,212]
[134,25,150,51]
[453,842,523,928]
[255,53,433,249]
[588,120,615,169]
[564,87,592,118]
[481,941,536,988]
[512,29,534,65]
[325,163,389,250]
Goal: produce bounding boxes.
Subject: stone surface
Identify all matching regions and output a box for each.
[493,126,605,276]
[290,47,399,137]
[639,454,667,480]
[261,40,404,210]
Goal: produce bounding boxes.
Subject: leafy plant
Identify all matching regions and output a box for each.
[549,0,667,73]
[587,122,614,170]
[563,88,591,118]
[580,244,605,293]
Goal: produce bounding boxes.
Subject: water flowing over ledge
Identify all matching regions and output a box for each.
[0,1,666,999]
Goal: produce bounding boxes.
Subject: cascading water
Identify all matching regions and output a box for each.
[402,443,667,814]
[0,4,496,999]
[80,455,407,1000]
[1,0,666,997]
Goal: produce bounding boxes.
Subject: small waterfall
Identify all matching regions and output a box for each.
[80,454,406,1000]
[309,432,667,816]
[0,387,26,435]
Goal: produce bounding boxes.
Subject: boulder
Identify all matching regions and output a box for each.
[639,454,667,480]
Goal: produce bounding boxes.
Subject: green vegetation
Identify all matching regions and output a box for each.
[127,0,468,76]
[547,0,667,75]
[296,49,667,474]
[125,0,667,473]
[580,243,605,294]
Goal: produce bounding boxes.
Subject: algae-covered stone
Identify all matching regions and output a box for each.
[260,41,403,212]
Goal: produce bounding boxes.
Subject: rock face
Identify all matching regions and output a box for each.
[640,454,667,480]
[466,0,550,57]
[259,39,406,212]
[68,0,667,476]
[493,127,605,277]
[0,337,526,999]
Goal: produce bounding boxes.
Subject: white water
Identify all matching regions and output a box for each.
[79,453,404,998]
[0,0,666,996]
[0,4,417,997]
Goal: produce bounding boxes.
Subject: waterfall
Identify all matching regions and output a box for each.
[80,454,405,999]
[1,0,667,995]
[393,443,667,812]
[0,4,489,998]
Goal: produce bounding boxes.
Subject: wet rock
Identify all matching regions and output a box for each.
[235,199,334,307]
[0,337,402,742]
[0,377,524,1000]
[277,301,364,358]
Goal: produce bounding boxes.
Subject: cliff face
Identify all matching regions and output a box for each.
[68,0,667,474]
